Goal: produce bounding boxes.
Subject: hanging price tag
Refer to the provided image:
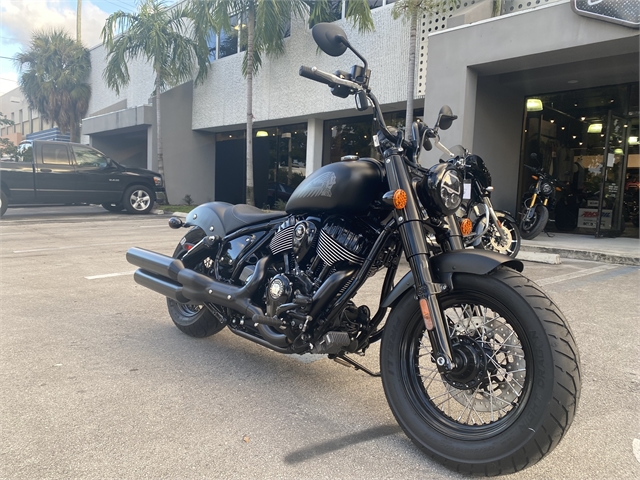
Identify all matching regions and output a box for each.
[463,181,472,200]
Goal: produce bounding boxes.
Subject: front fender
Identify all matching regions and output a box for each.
[495,210,516,224]
[381,250,523,308]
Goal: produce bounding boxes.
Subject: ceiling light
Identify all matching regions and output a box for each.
[580,117,586,121]
[561,126,565,130]
[629,136,639,145]
[256,131,269,137]
[526,99,543,111]
[587,123,603,134]
[614,148,624,154]
[572,135,577,139]
[550,119,555,123]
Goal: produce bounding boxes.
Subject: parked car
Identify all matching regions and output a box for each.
[0,140,165,217]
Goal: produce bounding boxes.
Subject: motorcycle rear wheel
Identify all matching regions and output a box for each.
[520,205,548,240]
[166,245,225,338]
[380,267,580,476]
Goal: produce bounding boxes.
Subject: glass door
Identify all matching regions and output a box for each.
[595,114,628,236]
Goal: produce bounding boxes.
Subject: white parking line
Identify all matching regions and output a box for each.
[85,271,136,280]
[536,264,619,286]
[14,241,138,253]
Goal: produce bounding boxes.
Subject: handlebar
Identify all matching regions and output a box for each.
[299,66,360,91]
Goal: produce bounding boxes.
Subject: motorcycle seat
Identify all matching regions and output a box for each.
[223,203,287,233]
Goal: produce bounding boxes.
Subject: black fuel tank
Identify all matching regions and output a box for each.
[286,158,386,215]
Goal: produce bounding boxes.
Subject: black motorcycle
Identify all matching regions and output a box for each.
[126,23,580,476]
[519,155,565,239]
[437,145,521,257]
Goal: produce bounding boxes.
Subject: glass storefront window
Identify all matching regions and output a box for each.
[323,109,423,165]
[215,124,307,209]
[521,82,639,237]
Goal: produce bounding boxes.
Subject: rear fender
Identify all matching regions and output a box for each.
[183,202,230,237]
[381,250,523,308]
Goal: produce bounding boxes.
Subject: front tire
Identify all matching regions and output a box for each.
[520,204,548,240]
[477,215,521,258]
[380,268,581,476]
[123,185,155,214]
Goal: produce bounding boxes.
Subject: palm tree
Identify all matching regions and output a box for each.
[391,0,458,131]
[187,0,374,206]
[101,0,210,201]
[15,29,91,143]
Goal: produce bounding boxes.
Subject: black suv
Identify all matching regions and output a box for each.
[0,140,166,216]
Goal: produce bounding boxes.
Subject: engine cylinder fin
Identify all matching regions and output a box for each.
[270,225,295,255]
[317,230,365,266]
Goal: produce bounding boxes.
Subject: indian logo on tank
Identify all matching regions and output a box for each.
[296,172,336,198]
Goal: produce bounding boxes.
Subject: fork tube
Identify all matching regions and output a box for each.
[384,149,455,370]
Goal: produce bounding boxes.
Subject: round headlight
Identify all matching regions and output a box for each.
[440,170,462,211]
[416,163,463,217]
[541,181,553,195]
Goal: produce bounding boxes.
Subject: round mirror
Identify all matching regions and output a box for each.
[312,23,348,57]
[436,105,458,131]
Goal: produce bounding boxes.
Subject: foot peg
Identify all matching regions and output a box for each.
[312,331,351,355]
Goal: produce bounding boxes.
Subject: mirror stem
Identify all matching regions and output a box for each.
[339,36,368,72]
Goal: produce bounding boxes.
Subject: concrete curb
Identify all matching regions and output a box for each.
[520,245,640,266]
[516,251,561,264]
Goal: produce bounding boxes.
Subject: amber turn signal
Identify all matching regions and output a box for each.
[459,217,473,236]
[393,189,407,210]
[531,175,539,180]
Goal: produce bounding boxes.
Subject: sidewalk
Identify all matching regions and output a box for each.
[520,232,640,266]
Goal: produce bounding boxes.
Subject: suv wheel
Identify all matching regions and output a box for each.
[123,185,155,214]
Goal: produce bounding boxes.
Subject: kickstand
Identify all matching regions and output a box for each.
[330,354,381,377]
[544,229,555,238]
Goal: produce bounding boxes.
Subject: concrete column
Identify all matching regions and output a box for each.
[306,117,324,177]
[146,125,154,172]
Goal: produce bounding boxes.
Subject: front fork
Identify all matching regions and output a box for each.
[384,150,455,371]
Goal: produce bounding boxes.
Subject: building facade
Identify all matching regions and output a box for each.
[5,0,636,235]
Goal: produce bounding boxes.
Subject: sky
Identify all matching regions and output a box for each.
[0,0,169,96]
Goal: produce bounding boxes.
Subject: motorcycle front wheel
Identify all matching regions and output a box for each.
[477,215,521,258]
[520,204,549,240]
[380,267,581,476]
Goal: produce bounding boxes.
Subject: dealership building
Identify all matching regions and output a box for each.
[2,0,638,236]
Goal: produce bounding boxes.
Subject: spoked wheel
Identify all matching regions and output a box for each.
[380,268,581,475]
[478,215,521,257]
[519,204,548,240]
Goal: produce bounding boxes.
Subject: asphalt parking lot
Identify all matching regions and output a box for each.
[1,205,639,479]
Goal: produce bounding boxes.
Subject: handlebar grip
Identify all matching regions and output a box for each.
[299,66,336,87]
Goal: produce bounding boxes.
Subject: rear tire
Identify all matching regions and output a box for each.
[0,190,7,217]
[380,268,581,475]
[166,244,225,338]
[123,185,155,214]
[167,299,226,338]
[520,204,548,240]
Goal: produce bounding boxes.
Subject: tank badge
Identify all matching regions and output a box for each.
[297,172,336,198]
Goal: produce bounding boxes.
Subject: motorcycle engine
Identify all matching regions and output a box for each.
[268,215,377,314]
